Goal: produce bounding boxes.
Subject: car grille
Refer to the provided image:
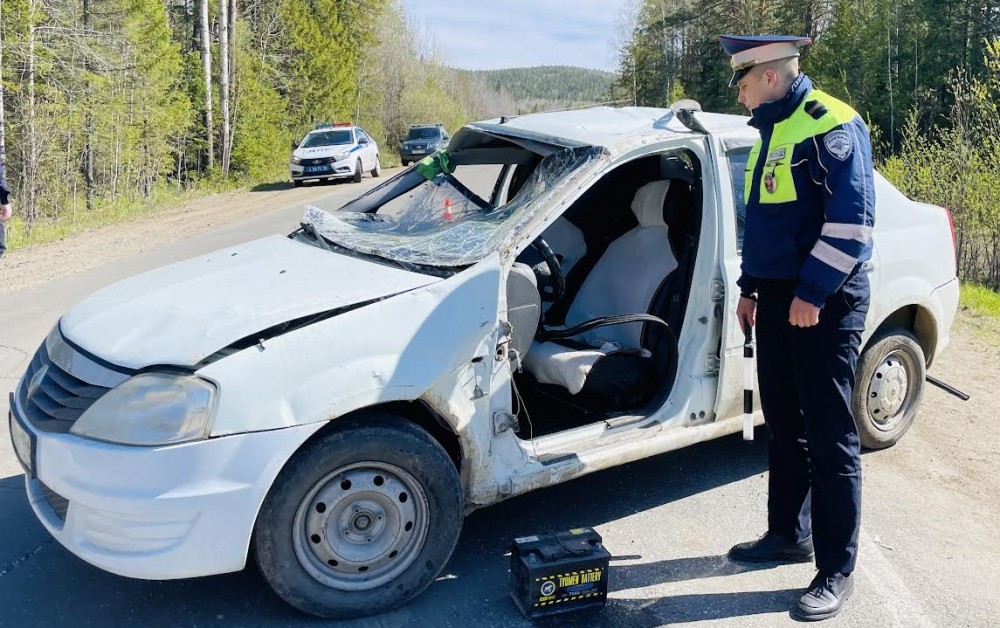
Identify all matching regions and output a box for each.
[39,481,69,522]
[306,157,337,165]
[17,341,112,432]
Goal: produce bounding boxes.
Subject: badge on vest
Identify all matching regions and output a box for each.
[764,171,777,193]
[824,130,853,161]
[767,147,786,162]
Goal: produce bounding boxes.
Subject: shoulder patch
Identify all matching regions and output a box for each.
[805,100,828,120]
[824,129,853,161]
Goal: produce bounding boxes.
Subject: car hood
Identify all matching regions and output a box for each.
[59,235,440,370]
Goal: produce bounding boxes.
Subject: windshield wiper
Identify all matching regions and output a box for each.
[360,250,423,274]
[296,221,332,251]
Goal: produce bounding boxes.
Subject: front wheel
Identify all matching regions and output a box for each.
[253,414,463,618]
[352,160,363,183]
[852,327,926,450]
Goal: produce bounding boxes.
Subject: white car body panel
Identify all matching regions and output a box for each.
[201,256,502,436]
[926,279,959,359]
[60,235,438,369]
[11,106,960,583]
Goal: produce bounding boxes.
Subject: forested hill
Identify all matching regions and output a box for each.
[470,66,617,110]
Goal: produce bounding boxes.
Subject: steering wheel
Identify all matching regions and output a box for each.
[529,236,566,302]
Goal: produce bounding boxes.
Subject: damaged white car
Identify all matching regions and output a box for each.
[7,105,959,618]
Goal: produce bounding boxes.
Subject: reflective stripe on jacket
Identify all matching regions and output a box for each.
[739,74,876,307]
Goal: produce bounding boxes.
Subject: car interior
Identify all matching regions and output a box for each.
[505,150,704,438]
[333,131,704,438]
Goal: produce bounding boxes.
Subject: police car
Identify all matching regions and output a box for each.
[8,105,959,619]
[290,122,381,186]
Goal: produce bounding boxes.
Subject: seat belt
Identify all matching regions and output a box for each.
[538,314,673,344]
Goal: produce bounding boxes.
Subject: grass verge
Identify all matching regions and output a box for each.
[2,175,287,253]
[958,282,1000,345]
[960,282,1000,322]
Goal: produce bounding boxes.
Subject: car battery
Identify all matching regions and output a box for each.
[508,527,610,619]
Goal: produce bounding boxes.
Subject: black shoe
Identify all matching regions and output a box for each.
[728,531,815,564]
[792,572,854,622]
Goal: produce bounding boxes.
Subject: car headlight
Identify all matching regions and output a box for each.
[70,373,218,446]
[334,151,351,162]
[291,156,302,165]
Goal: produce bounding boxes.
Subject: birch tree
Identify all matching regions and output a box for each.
[199,0,212,169]
[218,0,230,174]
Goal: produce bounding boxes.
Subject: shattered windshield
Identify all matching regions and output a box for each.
[306,146,605,268]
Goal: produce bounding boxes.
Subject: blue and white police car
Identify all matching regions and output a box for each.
[290,123,381,186]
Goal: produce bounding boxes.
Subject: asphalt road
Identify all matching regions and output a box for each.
[0,178,997,627]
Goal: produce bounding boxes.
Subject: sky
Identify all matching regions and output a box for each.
[401,0,634,72]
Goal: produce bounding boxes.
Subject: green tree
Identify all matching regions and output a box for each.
[279,0,358,126]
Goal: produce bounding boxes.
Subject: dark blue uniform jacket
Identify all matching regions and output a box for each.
[739,74,876,307]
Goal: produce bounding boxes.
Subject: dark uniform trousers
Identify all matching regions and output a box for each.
[755,267,870,576]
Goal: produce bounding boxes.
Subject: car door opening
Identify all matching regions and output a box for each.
[508,150,703,438]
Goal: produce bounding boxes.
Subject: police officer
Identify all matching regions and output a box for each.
[718,34,875,621]
[0,154,11,258]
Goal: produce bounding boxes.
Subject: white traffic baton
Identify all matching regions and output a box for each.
[743,323,755,441]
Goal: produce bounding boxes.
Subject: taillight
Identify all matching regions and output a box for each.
[944,207,957,270]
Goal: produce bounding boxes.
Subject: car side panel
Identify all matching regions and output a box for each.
[864,177,957,359]
[200,256,502,436]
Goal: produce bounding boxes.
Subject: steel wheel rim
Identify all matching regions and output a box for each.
[866,349,917,432]
[292,461,430,591]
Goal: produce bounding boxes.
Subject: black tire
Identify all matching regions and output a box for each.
[852,327,926,450]
[352,160,363,183]
[371,155,382,177]
[292,180,303,188]
[254,414,463,618]
[401,159,409,167]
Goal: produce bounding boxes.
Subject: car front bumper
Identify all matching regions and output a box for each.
[10,396,322,580]
[290,157,357,181]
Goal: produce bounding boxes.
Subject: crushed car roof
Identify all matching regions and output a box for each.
[474,106,757,152]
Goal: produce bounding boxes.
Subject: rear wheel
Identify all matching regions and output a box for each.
[352,160,363,183]
[253,414,463,618]
[853,327,926,450]
[371,155,382,177]
[292,180,303,188]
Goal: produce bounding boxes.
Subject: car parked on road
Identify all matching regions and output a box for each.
[399,123,449,166]
[8,105,958,619]
[290,122,381,186]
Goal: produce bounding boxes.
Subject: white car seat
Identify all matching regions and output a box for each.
[523,180,678,395]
